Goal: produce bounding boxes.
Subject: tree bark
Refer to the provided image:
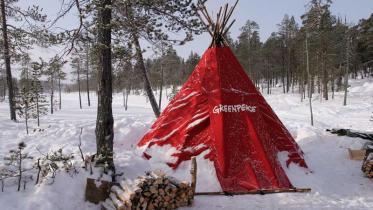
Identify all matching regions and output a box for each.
[306,35,314,126]
[343,39,350,106]
[17,149,22,191]
[58,74,62,110]
[125,87,129,111]
[36,95,40,127]
[1,0,16,121]
[158,62,164,111]
[25,102,29,134]
[331,66,335,99]
[50,74,54,114]
[77,61,82,109]
[125,2,159,117]
[281,47,286,94]
[322,52,328,100]
[123,90,126,108]
[2,73,6,100]
[133,34,160,117]
[86,44,91,107]
[286,47,290,93]
[95,0,114,170]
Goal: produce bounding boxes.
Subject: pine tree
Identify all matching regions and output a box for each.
[94,0,115,171]
[29,61,48,127]
[16,87,32,134]
[113,44,134,110]
[278,15,299,93]
[184,52,201,81]
[114,0,204,117]
[84,43,91,107]
[71,56,83,109]
[4,142,33,191]
[57,66,67,110]
[357,14,373,67]
[16,55,33,134]
[0,0,47,121]
[45,56,65,114]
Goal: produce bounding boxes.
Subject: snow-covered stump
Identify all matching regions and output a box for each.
[102,170,194,210]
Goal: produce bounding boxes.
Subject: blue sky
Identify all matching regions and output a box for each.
[29,0,373,59]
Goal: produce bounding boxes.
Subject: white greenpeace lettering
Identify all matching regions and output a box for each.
[212,104,257,114]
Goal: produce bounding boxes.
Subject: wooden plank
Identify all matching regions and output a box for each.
[348,149,366,160]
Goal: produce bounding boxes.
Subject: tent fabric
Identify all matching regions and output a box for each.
[138,47,307,192]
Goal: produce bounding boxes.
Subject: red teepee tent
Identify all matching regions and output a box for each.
[138,1,307,193]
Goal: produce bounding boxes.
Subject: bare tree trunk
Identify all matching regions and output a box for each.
[2,73,5,100]
[266,58,270,95]
[281,50,286,94]
[17,149,22,191]
[86,45,91,107]
[158,63,164,111]
[300,71,303,99]
[267,69,270,95]
[25,103,29,134]
[322,52,328,100]
[291,70,295,93]
[306,35,314,126]
[1,0,16,121]
[125,87,129,111]
[25,70,30,134]
[50,74,54,114]
[36,96,40,127]
[286,47,290,93]
[124,74,132,111]
[95,0,114,171]
[343,40,349,106]
[77,61,82,109]
[58,74,62,110]
[133,35,160,117]
[124,2,159,117]
[123,90,126,107]
[331,66,336,99]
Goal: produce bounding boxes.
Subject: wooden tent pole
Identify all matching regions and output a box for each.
[197,0,240,48]
[223,19,236,36]
[195,188,311,196]
[220,4,229,33]
[190,157,197,201]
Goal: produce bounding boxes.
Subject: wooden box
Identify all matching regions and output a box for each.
[348,149,366,160]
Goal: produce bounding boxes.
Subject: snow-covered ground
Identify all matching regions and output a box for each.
[0,78,372,210]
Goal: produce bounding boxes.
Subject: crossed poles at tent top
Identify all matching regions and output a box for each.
[197,0,239,48]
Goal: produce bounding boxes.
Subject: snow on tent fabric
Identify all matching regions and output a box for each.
[137,47,308,192]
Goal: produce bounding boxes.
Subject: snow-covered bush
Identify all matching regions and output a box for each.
[35,148,77,185]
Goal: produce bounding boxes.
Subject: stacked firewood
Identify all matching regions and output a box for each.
[362,151,373,178]
[101,171,194,210]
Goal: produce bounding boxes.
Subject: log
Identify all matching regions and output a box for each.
[101,199,116,210]
[111,186,128,202]
[327,129,373,141]
[166,176,185,188]
[195,188,311,196]
[109,193,125,210]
